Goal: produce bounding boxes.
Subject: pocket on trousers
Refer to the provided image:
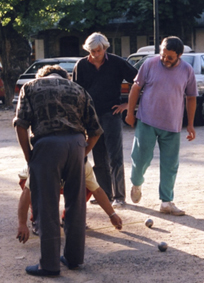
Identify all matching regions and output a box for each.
[77,139,88,148]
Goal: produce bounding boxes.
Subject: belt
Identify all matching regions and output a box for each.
[31,130,81,145]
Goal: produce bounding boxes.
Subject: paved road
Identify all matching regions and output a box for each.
[0,108,204,283]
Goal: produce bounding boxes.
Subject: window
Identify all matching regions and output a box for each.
[181,55,194,67]
[107,38,113,53]
[201,56,204,75]
[148,35,165,45]
[128,55,147,66]
[26,60,79,74]
[107,37,121,56]
[114,38,121,56]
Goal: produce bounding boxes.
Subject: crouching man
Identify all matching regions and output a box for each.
[13,65,103,277]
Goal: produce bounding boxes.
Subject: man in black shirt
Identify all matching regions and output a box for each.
[73,32,137,207]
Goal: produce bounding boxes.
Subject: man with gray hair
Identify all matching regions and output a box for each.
[73,32,137,208]
[13,65,103,276]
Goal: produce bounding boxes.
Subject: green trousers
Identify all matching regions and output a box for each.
[131,120,180,202]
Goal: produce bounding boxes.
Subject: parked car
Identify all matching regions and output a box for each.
[0,65,5,104]
[12,57,82,108]
[121,53,204,126]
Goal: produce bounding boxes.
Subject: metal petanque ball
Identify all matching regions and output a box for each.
[145,218,153,228]
[158,242,168,252]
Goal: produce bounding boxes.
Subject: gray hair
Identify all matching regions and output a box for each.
[83,32,110,52]
[36,65,69,79]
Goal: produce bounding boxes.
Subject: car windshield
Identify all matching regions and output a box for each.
[134,54,195,71]
[128,55,146,66]
[26,61,77,74]
[180,55,194,67]
[134,55,156,70]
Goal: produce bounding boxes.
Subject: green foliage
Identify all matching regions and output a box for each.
[125,0,204,36]
[59,0,134,30]
[158,0,204,36]
[57,0,204,37]
[1,0,204,37]
[0,0,78,37]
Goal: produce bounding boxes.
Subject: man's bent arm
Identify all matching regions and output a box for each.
[125,83,142,127]
[16,126,32,163]
[17,187,31,243]
[85,135,100,156]
[93,187,122,230]
[186,96,196,141]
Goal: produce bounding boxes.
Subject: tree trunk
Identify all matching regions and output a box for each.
[0,24,31,107]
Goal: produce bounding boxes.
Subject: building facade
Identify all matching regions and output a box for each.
[32,13,204,61]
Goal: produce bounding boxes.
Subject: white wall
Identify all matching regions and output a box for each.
[193,29,204,52]
[121,36,130,58]
[35,39,45,59]
[136,36,147,51]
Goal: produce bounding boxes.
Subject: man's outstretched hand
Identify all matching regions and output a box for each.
[17,224,29,244]
[110,214,122,230]
[186,125,196,141]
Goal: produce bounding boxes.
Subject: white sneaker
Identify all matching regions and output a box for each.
[18,166,29,179]
[160,202,185,216]
[131,185,142,203]
[112,199,125,208]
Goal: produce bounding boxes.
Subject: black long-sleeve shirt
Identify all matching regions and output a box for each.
[73,53,137,116]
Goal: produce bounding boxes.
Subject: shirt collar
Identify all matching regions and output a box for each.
[87,52,109,63]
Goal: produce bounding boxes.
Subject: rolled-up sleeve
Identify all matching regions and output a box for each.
[13,85,33,129]
[83,90,104,137]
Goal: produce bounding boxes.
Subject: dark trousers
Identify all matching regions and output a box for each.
[92,112,126,201]
[29,133,86,272]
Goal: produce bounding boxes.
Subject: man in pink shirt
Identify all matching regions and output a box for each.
[126,36,197,216]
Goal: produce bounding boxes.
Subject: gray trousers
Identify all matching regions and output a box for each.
[29,133,86,272]
[92,112,126,201]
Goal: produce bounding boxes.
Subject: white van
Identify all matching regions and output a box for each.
[137,45,192,54]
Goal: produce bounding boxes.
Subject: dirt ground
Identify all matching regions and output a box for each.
[0,107,204,283]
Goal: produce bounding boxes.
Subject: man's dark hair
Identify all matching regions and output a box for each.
[36,64,69,79]
[161,36,184,55]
